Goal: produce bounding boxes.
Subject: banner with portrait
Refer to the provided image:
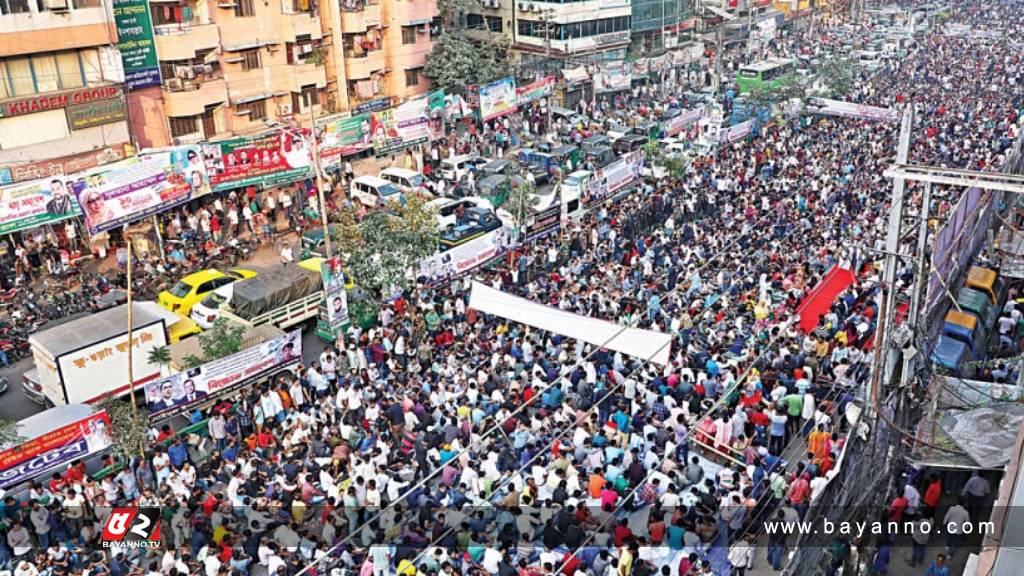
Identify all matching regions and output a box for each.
[804,97,899,123]
[318,114,373,164]
[516,77,554,106]
[320,256,349,332]
[370,95,432,155]
[71,146,208,234]
[0,176,80,235]
[201,130,312,192]
[0,410,112,489]
[479,77,517,122]
[418,227,513,284]
[144,330,302,421]
[588,150,644,204]
[593,64,632,93]
[427,89,446,141]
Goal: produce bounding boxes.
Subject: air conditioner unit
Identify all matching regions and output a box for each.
[518,1,528,11]
[278,103,293,116]
[301,44,313,54]
[165,78,185,91]
[44,0,69,11]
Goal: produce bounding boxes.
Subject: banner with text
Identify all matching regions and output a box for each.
[71,146,208,234]
[0,411,112,489]
[320,257,349,336]
[0,177,80,235]
[720,119,755,143]
[319,114,373,164]
[516,77,554,106]
[588,150,644,204]
[664,107,704,137]
[112,0,161,89]
[418,227,512,284]
[480,77,518,122]
[145,330,302,420]
[594,64,633,93]
[805,97,899,123]
[202,130,312,191]
[371,94,432,155]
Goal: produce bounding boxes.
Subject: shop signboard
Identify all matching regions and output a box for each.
[0,411,112,489]
[112,0,161,89]
[66,98,127,130]
[71,146,208,234]
[479,77,517,121]
[201,131,312,191]
[0,177,80,235]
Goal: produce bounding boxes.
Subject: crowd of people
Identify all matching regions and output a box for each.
[1,2,1023,576]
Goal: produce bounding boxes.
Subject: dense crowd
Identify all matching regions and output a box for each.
[1,2,1023,576]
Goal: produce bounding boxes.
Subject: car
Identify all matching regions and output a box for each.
[351,175,404,207]
[438,208,504,249]
[481,159,515,177]
[158,268,258,315]
[427,196,497,230]
[22,368,45,405]
[299,224,341,259]
[379,168,434,197]
[439,155,486,182]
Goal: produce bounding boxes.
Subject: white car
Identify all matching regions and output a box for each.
[351,175,403,207]
[426,196,513,230]
[190,285,232,329]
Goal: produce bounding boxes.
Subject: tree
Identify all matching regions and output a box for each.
[644,140,689,181]
[0,419,23,448]
[817,58,854,98]
[183,318,246,368]
[501,176,539,229]
[332,196,439,298]
[424,32,509,96]
[147,345,172,376]
[99,397,149,462]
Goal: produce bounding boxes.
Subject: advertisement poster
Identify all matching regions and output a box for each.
[588,150,644,204]
[320,257,349,333]
[371,96,432,155]
[479,77,518,122]
[664,107,704,137]
[805,98,899,123]
[719,119,755,143]
[145,330,302,420]
[319,114,373,163]
[594,64,632,93]
[55,322,167,405]
[0,177,79,235]
[516,77,554,106]
[523,202,561,243]
[71,146,207,234]
[0,411,112,489]
[202,131,312,191]
[419,228,512,283]
[427,90,446,141]
[112,0,161,89]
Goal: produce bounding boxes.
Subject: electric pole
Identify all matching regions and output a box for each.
[543,7,554,135]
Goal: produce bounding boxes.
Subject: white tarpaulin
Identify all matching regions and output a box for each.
[469,281,672,365]
[804,97,899,123]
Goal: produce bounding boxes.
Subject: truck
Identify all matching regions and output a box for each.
[216,261,325,330]
[24,302,178,406]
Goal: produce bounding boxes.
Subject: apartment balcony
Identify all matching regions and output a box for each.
[281,0,322,41]
[154,22,220,61]
[163,74,228,117]
[0,6,112,57]
[288,62,328,93]
[344,48,385,80]
[340,0,381,33]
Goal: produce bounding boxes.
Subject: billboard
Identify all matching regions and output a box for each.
[112,0,161,89]
[201,130,312,192]
[516,77,555,106]
[664,107,704,137]
[71,146,208,234]
[0,411,112,489]
[418,227,513,283]
[56,322,167,405]
[805,98,899,123]
[523,202,561,243]
[479,77,517,121]
[319,114,373,163]
[371,95,432,155]
[594,64,632,93]
[321,257,349,335]
[0,177,79,235]
[588,150,644,204]
[144,330,302,420]
[720,119,755,143]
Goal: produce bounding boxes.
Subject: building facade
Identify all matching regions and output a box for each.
[630,0,696,54]
[0,0,131,184]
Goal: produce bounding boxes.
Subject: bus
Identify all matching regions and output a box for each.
[735,58,797,94]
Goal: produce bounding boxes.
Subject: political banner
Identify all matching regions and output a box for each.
[523,202,561,243]
[112,0,161,89]
[593,64,632,93]
[319,114,373,163]
[202,130,312,192]
[664,107,704,137]
[516,77,555,106]
[71,146,208,234]
[0,177,80,235]
[0,411,112,489]
[632,58,649,76]
[588,150,644,204]
[649,54,671,73]
[418,227,513,284]
[320,257,349,334]
[371,95,432,155]
[427,89,446,141]
[144,330,302,421]
[719,119,755,143]
[479,77,517,122]
[805,97,899,123]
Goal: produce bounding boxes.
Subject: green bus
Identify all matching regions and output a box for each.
[735,58,798,94]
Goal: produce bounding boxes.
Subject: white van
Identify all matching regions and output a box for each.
[380,167,434,197]
[351,175,403,207]
[439,155,471,182]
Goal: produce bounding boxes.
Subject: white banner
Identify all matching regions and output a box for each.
[664,106,704,137]
[720,119,755,143]
[589,150,644,204]
[419,228,513,283]
[593,64,632,93]
[805,97,899,123]
[56,322,168,405]
[469,281,672,366]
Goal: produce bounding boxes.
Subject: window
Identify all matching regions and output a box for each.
[401,26,417,45]
[467,14,484,30]
[240,49,261,71]
[33,55,59,93]
[5,58,34,97]
[56,51,84,89]
[292,85,318,111]
[169,116,199,138]
[237,99,267,120]
[201,106,218,137]
[485,16,502,33]
[72,0,102,7]
[405,68,420,87]
[2,0,31,14]
[234,0,254,17]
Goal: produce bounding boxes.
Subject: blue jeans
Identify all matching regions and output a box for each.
[767,542,784,570]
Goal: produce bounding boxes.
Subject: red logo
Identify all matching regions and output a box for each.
[101,507,162,548]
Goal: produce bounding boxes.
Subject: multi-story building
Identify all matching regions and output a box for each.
[319,0,438,112]
[468,0,633,67]
[0,0,131,184]
[631,0,696,54]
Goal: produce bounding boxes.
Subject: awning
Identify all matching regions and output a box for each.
[404,64,424,70]
[403,18,430,26]
[223,39,280,52]
[562,66,590,84]
[233,92,273,105]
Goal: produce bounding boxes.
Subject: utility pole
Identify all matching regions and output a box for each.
[543,8,554,135]
[308,104,332,258]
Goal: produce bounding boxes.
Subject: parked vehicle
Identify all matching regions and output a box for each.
[379,167,434,197]
[440,154,474,182]
[217,260,327,330]
[438,208,504,250]
[613,134,649,155]
[426,196,497,230]
[930,310,983,376]
[351,175,404,207]
[158,268,258,316]
[585,145,616,168]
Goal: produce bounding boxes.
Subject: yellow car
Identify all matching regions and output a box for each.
[159,268,258,315]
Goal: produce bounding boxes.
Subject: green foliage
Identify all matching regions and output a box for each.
[184,318,246,368]
[147,345,171,371]
[644,140,689,181]
[0,419,23,448]
[818,58,854,98]
[99,397,148,462]
[336,196,439,298]
[424,32,509,96]
[501,176,539,227]
[307,46,327,67]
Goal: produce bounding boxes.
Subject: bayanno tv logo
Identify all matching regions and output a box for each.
[101,507,162,549]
